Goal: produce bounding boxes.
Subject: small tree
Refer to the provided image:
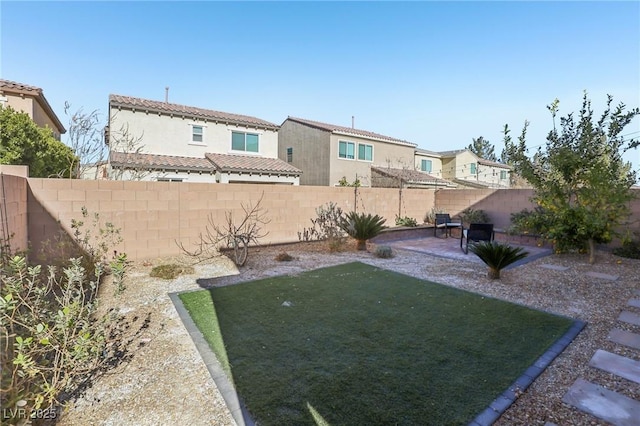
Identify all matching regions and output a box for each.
[0,106,77,177]
[64,102,107,179]
[506,92,639,263]
[467,136,497,161]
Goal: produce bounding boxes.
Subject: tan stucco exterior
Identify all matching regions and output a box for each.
[0,85,65,140]
[440,149,510,188]
[414,152,443,176]
[278,119,331,185]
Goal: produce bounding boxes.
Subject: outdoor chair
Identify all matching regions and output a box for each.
[461,223,495,254]
[434,213,462,238]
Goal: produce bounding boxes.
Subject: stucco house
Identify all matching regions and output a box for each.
[0,79,66,140]
[106,95,301,184]
[438,149,511,188]
[278,117,417,186]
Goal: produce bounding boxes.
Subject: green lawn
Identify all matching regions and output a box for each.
[179,262,573,425]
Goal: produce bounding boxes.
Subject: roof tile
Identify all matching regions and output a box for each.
[109,94,279,130]
[109,152,213,170]
[286,117,416,147]
[205,153,301,175]
[371,166,454,186]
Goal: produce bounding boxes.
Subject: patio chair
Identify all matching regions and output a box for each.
[434,213,462,238]
[461,223,495,254]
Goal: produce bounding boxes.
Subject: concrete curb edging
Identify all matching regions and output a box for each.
[169,291,255,426]
[469,319,587,426]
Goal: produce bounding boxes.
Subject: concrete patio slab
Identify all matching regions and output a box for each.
[609,328,640,351]
[618,311,640,327]
[563,379,640,426]
[589,349,640,385]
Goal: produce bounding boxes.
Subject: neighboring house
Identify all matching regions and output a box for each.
[107,94,301,184]
[414,148,443,177]
[0,79,66,140]
[371,166,456,189]
[278,117,417,186]
[438,149,511,188]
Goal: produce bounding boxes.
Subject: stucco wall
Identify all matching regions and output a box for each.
[277,120,331,186]
[414,153,443,176]
[27,179,436,261]
[109,108,279,158]
[329,134,415,187]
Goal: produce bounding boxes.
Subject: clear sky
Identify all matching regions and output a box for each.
[2,1,639,175]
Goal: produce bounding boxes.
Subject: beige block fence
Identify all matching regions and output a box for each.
[1,166,638,262]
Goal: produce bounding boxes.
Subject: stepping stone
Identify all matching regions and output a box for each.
[539,264,569,271]
[619,311,640,327]
[589,349,640,385]
[562,378,640,426]
[585,271,619,281]
[609,329,640,350]
[629,299,640,309]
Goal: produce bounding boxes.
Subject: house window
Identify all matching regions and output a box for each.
[157,177,183,182]
[358,144,373,161]
[192,125,203,143]
[421,159,432,173]
[286,147,293,163]
[470,163,477,175]
[338,141,355,159]
[500,170,507,180]
[232,131,259,152]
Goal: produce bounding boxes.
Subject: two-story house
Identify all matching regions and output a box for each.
[278,117,419,187]
[107,95,301,184]
[0,79,66,140]
[438,149,511,188]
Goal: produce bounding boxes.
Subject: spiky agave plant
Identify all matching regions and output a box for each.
[469,241,529,279]
[339,212,387,250]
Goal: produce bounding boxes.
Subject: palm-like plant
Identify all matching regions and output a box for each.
[339,212,387,250]
[469,241,529,279]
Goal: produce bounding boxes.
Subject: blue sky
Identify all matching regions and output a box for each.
[2,1,639,174]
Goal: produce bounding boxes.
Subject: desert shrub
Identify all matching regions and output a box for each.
[1,209,129,420]
[340,212,387,251]
[110,253,130,295]
[374,245,394,259]
[275,252,295,262]
[469,241,529,279]
[613,231,640,259]
[150,263,195,279]
[508,207,549,236]
[395,215,418,227]
[298,202,347,251]
[424,207,446,224]
[459,208,490,225]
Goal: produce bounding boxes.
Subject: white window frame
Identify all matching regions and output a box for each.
[500,170,507,180]
[338,140,356,160]
[231,130,260,153]
[421,159,432,173]
[189,123,206,146]
[470,163,477,175]
[357,143,373,162]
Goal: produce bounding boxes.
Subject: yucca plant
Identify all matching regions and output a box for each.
[469,241,529,279]
[339,212,387,250]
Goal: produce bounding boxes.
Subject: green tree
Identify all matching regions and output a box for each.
[467,136,497,161]
[507,92,639,263]
[0,106,77,177]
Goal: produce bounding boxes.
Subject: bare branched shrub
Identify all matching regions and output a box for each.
[179,194,270,266]
[298,202,346,251]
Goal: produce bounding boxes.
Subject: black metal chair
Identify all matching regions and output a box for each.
[434,213,462,238]
[461,223,495,254]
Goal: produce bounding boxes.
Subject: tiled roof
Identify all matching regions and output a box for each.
[109,152,213,170]
[0,79,66,133]
[415,148,441,157]
[205,153,302,175]
[285,117,417,147]
[478,158,511,169]
[110,151,302,176]
[109,94,279,130]
[371,166,455,187]
[437,149,467,157]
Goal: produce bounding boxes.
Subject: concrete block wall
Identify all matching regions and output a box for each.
[0,172,29,253]
[27,180,436,261]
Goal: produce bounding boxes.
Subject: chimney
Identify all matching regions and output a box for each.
[165,86,169,103]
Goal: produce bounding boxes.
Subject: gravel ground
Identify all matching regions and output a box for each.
[57,240,640,425]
